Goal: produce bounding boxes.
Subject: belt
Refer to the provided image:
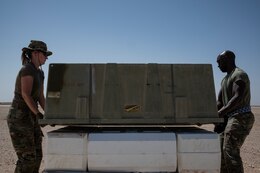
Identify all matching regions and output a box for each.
[227,106,251,117]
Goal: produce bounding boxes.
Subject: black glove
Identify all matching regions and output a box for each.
[214,123,224,133]
[36,112,44,119]
[36,112,46,127]
[214,116,228,134]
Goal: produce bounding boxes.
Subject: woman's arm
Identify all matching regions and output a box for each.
[38,83,45,111]
[21,76,40,115]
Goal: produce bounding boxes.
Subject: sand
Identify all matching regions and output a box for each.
[0,105,259,173]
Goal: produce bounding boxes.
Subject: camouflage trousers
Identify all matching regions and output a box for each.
[7,107,43,173]
[220,112,255,173]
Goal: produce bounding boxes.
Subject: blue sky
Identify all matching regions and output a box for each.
[1,0,260,105]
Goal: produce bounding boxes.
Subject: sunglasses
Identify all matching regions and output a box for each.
[39,51,47,57]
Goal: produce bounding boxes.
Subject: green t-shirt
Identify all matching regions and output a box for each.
[221,67,251,111]
[12,63,44,108]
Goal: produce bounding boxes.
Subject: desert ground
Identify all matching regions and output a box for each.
[0,105,259,173]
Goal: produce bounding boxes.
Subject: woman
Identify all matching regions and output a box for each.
[7,40,52,173]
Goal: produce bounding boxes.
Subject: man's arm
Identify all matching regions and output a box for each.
[217,88,223,111]
[218,80,245,117]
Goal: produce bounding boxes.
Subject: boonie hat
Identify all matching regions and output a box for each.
[22,40,52,56]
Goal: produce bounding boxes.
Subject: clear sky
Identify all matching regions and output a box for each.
[1,0,260,105]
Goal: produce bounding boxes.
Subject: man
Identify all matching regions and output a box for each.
[215,50,255,173]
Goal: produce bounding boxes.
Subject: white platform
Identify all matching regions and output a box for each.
[45,131,88,171]
[44,129,221,172]
[88,132,177,172]
[177,132,221,173]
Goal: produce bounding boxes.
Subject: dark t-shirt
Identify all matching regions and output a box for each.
[221,67,251,111]
[12,63,44,108]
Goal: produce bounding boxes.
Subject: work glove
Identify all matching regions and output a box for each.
[214,123,225,134]
[36,112,46,127]
[36,112,44,119]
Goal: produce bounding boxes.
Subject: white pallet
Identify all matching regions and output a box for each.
[45,131,88,171]
[177,132,221,173]
[88,132,177,172]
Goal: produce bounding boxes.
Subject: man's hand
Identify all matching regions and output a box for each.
[218,110,224,118]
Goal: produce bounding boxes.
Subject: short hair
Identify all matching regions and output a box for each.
[219,50,236,61]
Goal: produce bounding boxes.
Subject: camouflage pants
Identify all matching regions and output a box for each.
[7,108,43,173]
[220,112,255,173]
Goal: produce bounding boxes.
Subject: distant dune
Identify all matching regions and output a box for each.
[0,102,11,105]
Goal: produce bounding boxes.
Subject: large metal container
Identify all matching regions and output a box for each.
[41,63,220,126]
